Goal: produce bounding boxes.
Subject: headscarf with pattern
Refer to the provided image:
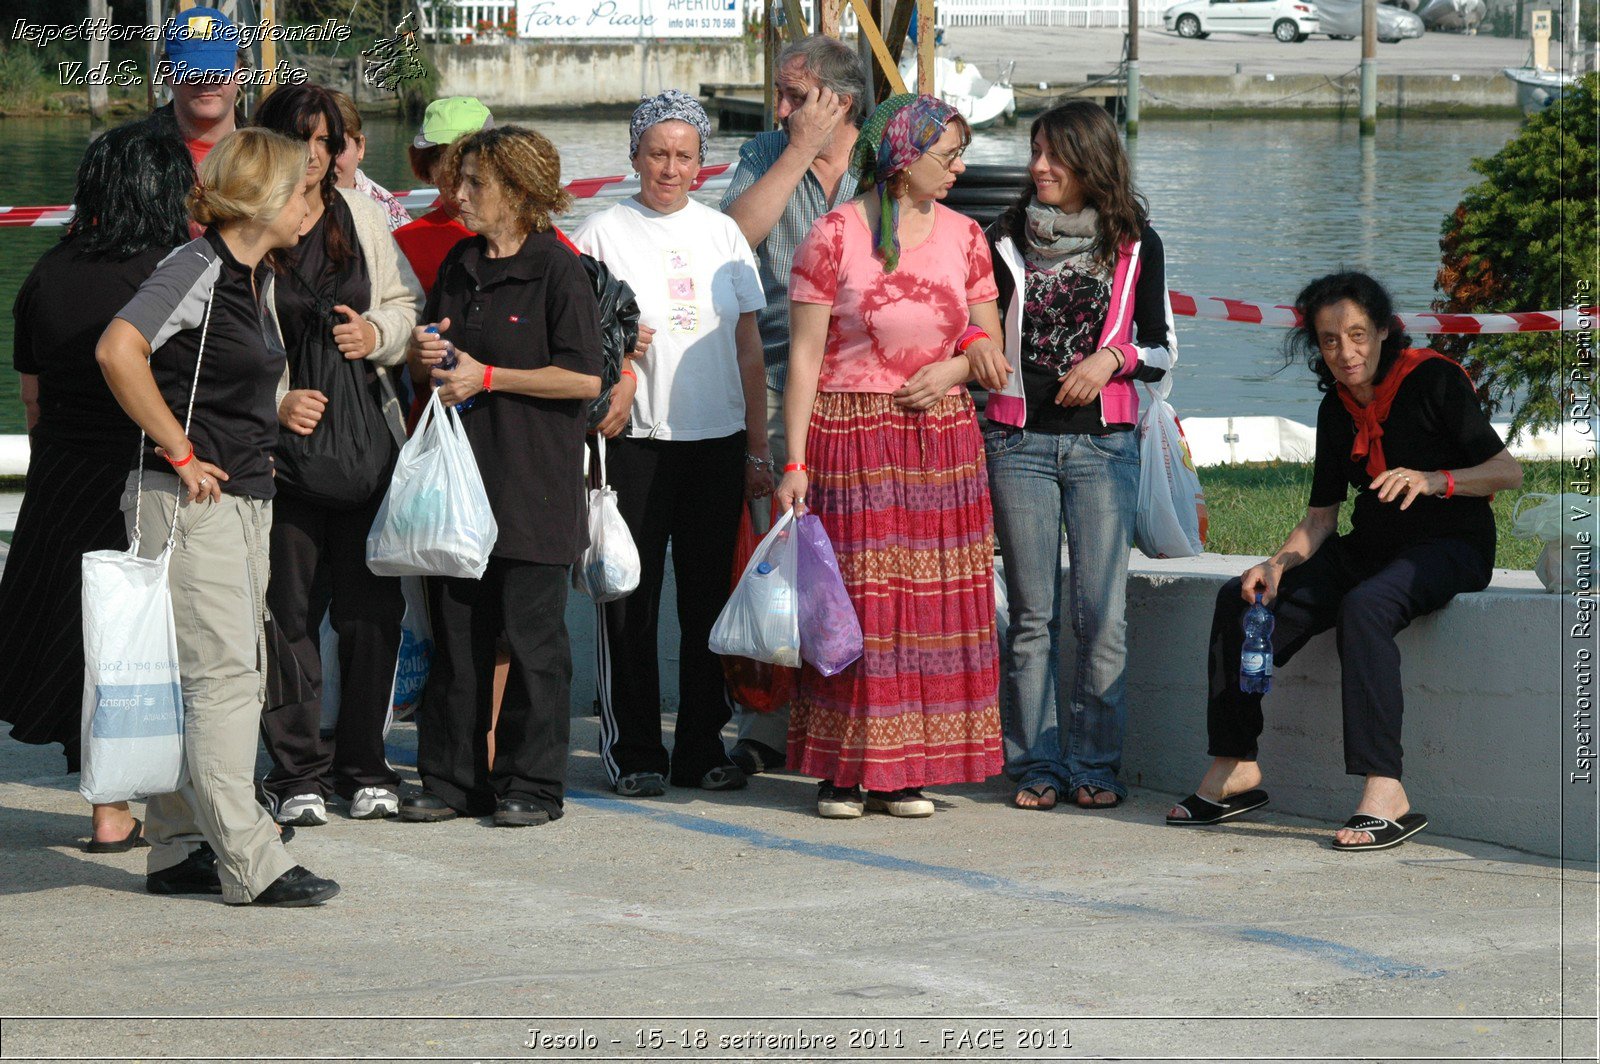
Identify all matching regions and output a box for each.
[850,92,960,271]
[629,88,712,162]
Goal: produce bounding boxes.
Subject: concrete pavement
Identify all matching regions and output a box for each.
[1,711,1595,1062]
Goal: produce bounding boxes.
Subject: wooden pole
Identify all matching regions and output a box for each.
[88,0,110,118]
[1125,0,1140,135]
[259,0,276,96]
[1360,0,1377,135]
[763,0,776,129]
[846,0,909,95]
[916,0,933,94]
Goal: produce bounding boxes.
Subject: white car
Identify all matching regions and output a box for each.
[1164,0,1322,41]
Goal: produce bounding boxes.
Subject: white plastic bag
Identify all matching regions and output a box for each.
[367,391,499,579]
[390,576,433,721]
[1511,492,1600,593]
[1134,378,1208,559]
[78,546,186,803]
[573,436,641,603]
[709,507,801,667]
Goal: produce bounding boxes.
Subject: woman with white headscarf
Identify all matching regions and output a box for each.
[574,90,770,798]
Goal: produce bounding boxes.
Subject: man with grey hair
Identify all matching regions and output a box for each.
[720,34,867,776]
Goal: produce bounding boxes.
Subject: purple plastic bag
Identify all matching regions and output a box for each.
[795,513,865,677]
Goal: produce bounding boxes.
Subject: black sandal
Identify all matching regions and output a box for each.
[1074,785,1124,810]
[85,818,149,854]
[1165,788,1270,826]
[1331,812,1428,851]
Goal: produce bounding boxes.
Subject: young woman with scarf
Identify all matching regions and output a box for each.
[775,93,1009,820]
[1166,271,1522,851]
[983,101,1176,814]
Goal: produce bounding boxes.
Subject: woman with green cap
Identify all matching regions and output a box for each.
[774,93,1011,820]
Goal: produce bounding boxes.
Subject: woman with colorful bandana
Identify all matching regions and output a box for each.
[1166,271,1522,851]
[775,93,1010,819]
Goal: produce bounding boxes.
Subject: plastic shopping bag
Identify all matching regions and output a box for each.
[722,503,798,711]
[1511,492,1600,593]
[794,513,864,677]
[78,547,186,803]
[573,437,641,603]
[367,391,498,579]
[391,576,433,720]
[1134,378,1208,559]
[709,507,801,667]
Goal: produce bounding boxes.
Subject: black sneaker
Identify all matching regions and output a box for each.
[146,844,221,895]
[398,791,458,822]
[730,739,786,775]
[492,799,552,827]
[241,865,340,907]
[816,781,864,819]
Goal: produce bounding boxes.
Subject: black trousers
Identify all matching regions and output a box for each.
[418,558,572,817]
[261,489,403,801]
[597,432,745,786]
[1206,534,1490,779]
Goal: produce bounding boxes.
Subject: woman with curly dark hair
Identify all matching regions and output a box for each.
[1165,270,1523,851]
[1,119,193,850]
[398,125,603,828]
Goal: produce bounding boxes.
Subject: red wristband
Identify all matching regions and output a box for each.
[956,326,989,353]
[1442,470,1455,498]
[621,367,637,381]
[166,447,194,469]
[482,365,494,392]
[783,462,807,473]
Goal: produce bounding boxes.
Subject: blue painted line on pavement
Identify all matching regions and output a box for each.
[567,787,1445,981]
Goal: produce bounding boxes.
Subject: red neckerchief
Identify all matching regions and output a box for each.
[1337,347,1468,477]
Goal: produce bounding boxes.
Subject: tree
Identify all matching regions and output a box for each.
[1434,73,1598,440]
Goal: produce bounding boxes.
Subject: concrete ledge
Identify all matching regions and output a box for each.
[1077,553,1597,860]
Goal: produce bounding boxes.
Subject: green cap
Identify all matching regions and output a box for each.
[412,97,495,148]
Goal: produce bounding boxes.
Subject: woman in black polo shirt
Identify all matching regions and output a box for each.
[1,119,191,851]
[397,125,603,828]
[1166,271,1523,851]
[97,128,341,906]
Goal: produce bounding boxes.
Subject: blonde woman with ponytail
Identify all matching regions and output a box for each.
[95,127,343,907]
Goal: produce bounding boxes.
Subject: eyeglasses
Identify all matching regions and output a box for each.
[924,146,967,170]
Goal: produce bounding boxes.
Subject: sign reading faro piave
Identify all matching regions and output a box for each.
[515,0,742,38]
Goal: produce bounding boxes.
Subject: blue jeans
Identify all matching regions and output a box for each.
[984,425,1140,798]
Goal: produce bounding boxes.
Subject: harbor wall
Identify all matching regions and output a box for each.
[431,40,764,109]
[1141,72,1519,112]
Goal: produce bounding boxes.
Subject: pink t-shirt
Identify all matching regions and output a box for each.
[790,202,999,394]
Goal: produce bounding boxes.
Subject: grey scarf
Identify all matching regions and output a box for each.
[1023,201,1107,279]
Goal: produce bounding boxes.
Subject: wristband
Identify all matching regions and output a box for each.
[1442,470,1456,499]
[956,326,989,353]
[482,365,494,392]
[620,367,637,382]
[1111,347,1126,372]
[166,447,195,469]
[783,462,807,473]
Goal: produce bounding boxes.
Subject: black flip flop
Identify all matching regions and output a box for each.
[85,817,149,853]
[1074,785,1123,810]
[1165,788,1270,826]
[1331,812,1429,852]
[1013,783,1058,811]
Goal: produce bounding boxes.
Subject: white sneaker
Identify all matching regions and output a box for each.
[348,787,399,820]
[275,793,328,826]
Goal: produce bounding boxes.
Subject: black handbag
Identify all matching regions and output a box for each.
[273,269,396,510]
[579,252,641,433]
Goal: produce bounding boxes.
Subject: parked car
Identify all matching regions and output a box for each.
[1314,0,1426,40]
[1163,0,1322,41]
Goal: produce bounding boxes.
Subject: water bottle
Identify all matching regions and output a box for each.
[1239,593,1274,694]
[426,325,477,413]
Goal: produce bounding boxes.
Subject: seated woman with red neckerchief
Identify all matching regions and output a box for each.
[1165,270,1523,852]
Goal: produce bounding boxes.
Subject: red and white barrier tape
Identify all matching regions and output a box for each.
[1169,292,1588,334]
[0,169,1588,335]
[0,163,736,230]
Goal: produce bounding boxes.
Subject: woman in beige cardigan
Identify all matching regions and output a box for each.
[251,84,423,827]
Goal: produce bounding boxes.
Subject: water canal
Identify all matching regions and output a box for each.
[0,112,1524,431]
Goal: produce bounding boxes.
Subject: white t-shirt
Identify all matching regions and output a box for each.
[573,198,765,441]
